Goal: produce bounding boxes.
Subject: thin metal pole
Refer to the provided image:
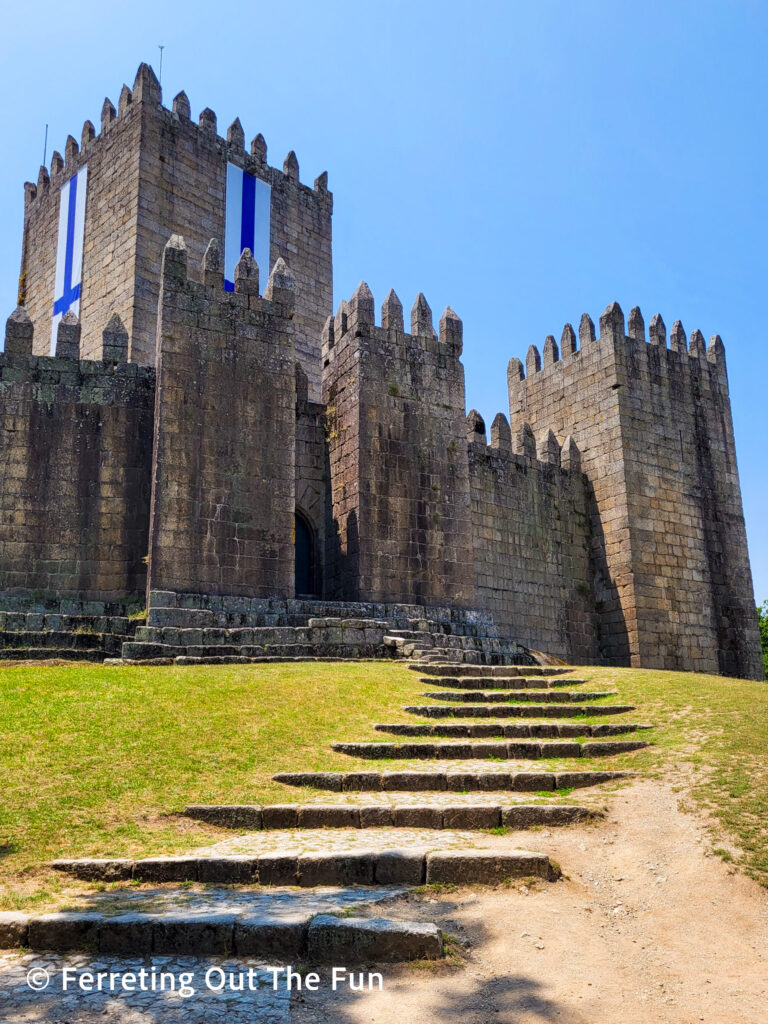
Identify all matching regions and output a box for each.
[42,124,48,167]
[158,45,164,87]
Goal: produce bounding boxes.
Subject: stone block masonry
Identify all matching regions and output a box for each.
[20,64,332,399]
[508,304,763,679]
[146,237,296,598]
[0,308,153,602]
[322,285,475,606]
[6,63,761,677]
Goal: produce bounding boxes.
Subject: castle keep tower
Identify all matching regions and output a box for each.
[19,64,332,400]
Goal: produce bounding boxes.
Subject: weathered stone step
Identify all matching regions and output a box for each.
[420,675,587,690]
[273,769,632,792]
[331,739,649,759]
[404,703,635,718]
[414,664,570,677]
[425,689,617,703]
[0,908,443,962]
[183,802,601,830]
[0,630,106,649]
[0,612,138,634]
[51,848,559,885]
[375,721,650,738]
[0,647,105,662]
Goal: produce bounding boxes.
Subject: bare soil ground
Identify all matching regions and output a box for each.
[293,777,768,1024]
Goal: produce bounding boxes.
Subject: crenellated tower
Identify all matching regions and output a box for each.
[19,63,332,399]
[507,302,763,679]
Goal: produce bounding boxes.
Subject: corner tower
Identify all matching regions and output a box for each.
[18,63,332,399]
[508,303,763,680]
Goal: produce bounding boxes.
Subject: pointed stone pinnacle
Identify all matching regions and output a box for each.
[56,310,81,360]
[649,313,666,347]
[381,289,404,332]
[227,118,245,149]
[4,306,33,357]
[543,335,559,367]
[102,313,128,363]
[670,320,687,353]
[411,293,435,337]
[349,281,375,325]
[264,257,296,315]
[250,134,267,163]
[560,323,577,356]
[490,412,512,451]
[173,91,191,119]
[526,345,541,376]
[537,428,561,466]
[689,329,706,358]
[283,151,299,181]
[628,306,645,341]
[467,410,486,444]
[199,108,217,133]
[579,313,595,346]
[203,238,224,288]
[234,248,259,295]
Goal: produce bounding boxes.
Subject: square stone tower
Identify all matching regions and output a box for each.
[18,63,332,400]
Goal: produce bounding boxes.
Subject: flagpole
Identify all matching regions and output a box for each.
[158,45,164,88]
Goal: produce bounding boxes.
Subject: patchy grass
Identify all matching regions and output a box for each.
[0,660,767,907]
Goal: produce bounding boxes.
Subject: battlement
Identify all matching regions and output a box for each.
[465,409,582,475]
[323,282,463,368]
[507,301,727,402]
[24,64,332,210]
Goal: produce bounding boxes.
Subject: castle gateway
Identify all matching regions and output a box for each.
[1,64,761,678]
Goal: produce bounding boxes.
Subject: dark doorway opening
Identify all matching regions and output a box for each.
[295,510,318,597]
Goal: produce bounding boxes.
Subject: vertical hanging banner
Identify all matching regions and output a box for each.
[224,163,271,292]
[51,166,88,354]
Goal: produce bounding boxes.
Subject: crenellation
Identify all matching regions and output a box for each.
[649,313,666,347]
[688,328,706,359]
[172,91,191,119]
[628,305,645,341]
[411,292,435,337]
[4,65,759,678]
[101,97,116,132]
[198,107,217,133]
[227,117,245,149]
[560,322,577,355]
[525,344,541,376]
[490,412,512,451]
[670,319,687,352]
[542,335,558,367]
[118,84,132,117]
[283,150,300,182]
[579,312,595,346]
[381,289,404,332]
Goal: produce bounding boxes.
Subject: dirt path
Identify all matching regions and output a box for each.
[292,777,768,1024]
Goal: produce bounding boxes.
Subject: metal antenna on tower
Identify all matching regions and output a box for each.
[158,45,165,87]
[42,124,48,167]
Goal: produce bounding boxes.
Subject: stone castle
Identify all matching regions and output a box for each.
[0,63,762,678]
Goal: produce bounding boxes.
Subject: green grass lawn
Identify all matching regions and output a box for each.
[0,660,766,909]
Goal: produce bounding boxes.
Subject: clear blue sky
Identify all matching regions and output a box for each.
[1,0,766,602]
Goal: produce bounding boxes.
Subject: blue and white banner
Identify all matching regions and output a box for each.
[51,166,88,354]
[224,163,271,292]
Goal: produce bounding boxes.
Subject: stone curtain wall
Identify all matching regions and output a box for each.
[147,237,296,599]
[20,75,143,360]
[322,284,475,606]
[0,309,154,602]
[468,416,598,663]
[508,304,762,679]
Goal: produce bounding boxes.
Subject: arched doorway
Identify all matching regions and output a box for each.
[294,510,318,597]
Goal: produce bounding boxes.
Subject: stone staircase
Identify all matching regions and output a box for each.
[115,590,535,666]
[25,660,651,965]
[0,610,143,662]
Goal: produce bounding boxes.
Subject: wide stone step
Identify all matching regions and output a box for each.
[0,908,443,962]
[0,647,105,662]
[0,630,105,649]
[404,703,635,718]
[420,675,587,690]
[425,689,617,703]
[331,739,649,759]
[375,722,650,738]
[51,848,559,885]
[272,769,632,792]
[0,612,138,634]
[414,664,568,677]
[183,802,601,830]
